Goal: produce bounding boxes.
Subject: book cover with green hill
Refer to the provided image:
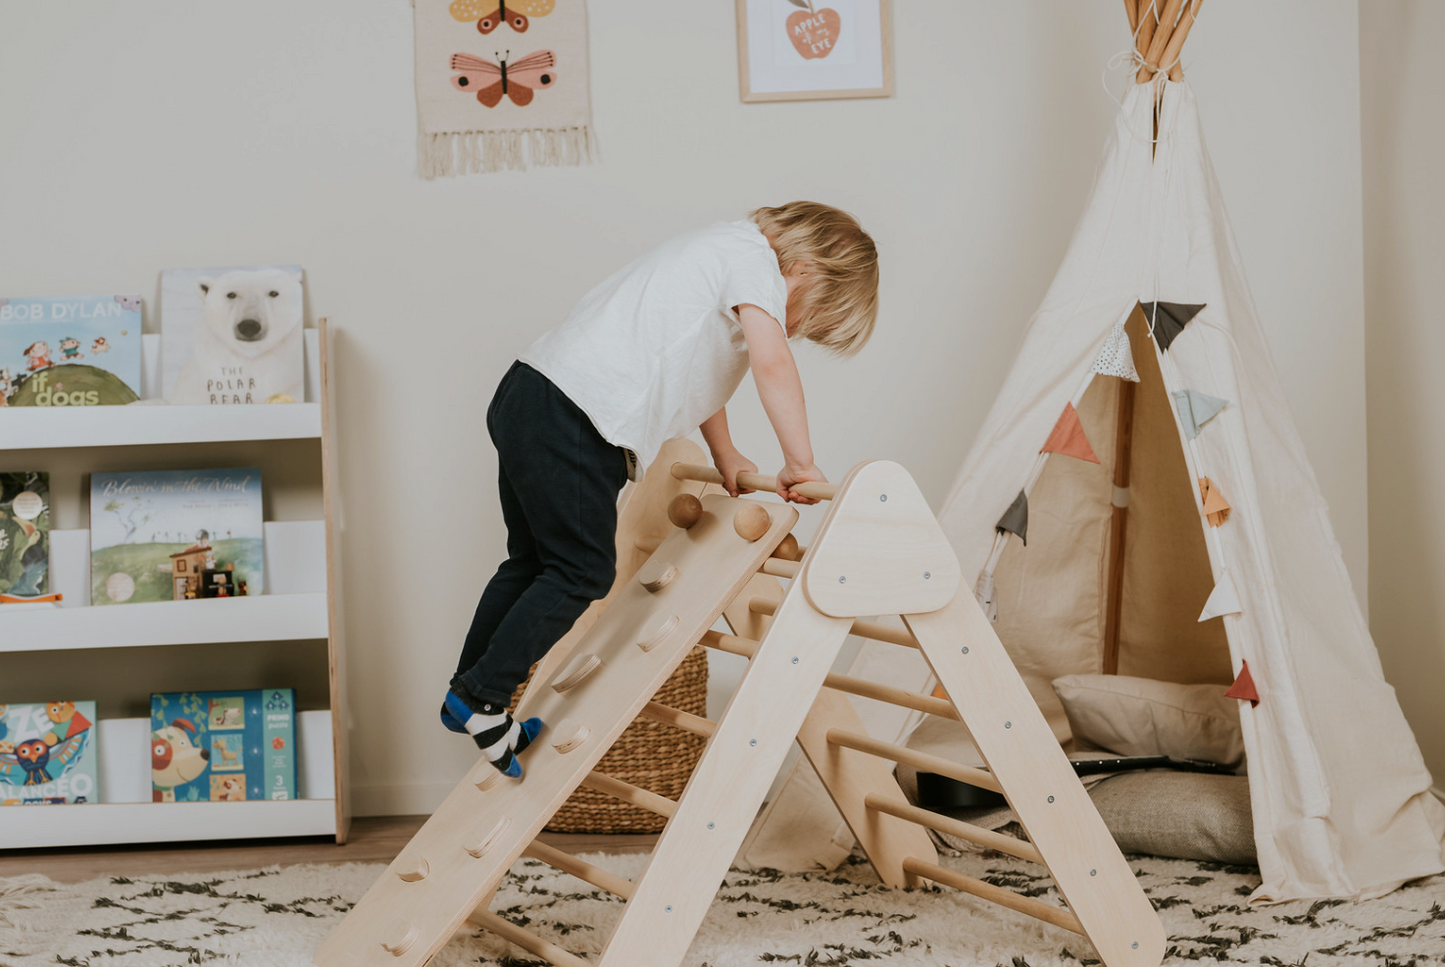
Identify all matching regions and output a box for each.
[90,468,264,605]
[0,296,142,406]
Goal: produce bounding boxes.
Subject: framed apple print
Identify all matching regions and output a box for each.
[737,0,893,102]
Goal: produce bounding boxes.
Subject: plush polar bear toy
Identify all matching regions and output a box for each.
[167,268,304,405]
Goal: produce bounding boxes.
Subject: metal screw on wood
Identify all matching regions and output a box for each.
[1047,795,1054,803]
[791,657,799,664]
[749,738,757,746]
[1090,869,1097,876]
[880,494,888,502]
[961,646,969,654]
[924,571,931,579]
[838,575,846,584]
[707,822,714,829]
[1004,721,1012,729]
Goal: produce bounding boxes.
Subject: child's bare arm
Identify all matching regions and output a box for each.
[736,304,828,504]
[700,406,758,496]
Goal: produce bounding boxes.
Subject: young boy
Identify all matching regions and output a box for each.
[442,201,880,777]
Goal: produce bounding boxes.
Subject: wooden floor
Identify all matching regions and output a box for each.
[0,815,659,884]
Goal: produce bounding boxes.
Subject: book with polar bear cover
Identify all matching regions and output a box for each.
[90,468,264,605]
[0,296,142,406]
[0,701,99,805]
[160,265,304,405]
[150,689,296,803]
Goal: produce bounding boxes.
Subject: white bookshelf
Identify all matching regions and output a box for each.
[0,711,337,849]
[1,403,323,450]
[0,322,350,848]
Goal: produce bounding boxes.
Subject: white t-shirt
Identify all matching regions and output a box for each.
[520,219,789,474]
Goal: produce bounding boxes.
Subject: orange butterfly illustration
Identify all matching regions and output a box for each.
[449,0,555,34]
[450,50,558,107]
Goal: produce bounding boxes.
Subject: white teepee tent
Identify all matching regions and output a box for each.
[745,6,1445,903]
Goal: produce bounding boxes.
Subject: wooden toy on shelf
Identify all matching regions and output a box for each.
[313,439,1165,967]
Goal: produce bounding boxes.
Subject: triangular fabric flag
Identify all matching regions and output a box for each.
[1172,389,1228,439]
[974,571,998,623]
[1092,315,1140,382]
[1198,570,1242,621]
[1198,476,1231,526]
[995,490,1029,545]
[1040,403,1100,464]
[1224,660,1260,707]
[1139,301,1205,351]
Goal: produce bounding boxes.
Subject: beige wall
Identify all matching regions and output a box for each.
[0,2,1368,815]
[1361,2,1445,790]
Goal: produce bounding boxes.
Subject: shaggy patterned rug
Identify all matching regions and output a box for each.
[1,851,1442,967]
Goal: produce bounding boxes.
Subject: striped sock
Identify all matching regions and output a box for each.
[444,690,522,778]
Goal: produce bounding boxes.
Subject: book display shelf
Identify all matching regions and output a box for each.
[0,320,349,848]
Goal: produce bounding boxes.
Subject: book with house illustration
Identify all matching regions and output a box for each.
[150,689,296,802]
[0,472,50,603]
[0,296,142,406]
[0,701,99,805]
[89,468,264,605]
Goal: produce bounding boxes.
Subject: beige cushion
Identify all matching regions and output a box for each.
[1051,674,1245,768]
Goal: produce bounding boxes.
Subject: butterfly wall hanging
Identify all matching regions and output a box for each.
[450,50,557,107]
[416,0,594,176]
[449,0,555,34]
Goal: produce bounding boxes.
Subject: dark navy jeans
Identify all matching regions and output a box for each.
[454,361,628,707]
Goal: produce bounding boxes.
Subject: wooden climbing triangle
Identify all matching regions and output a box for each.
[313,440,1166,967]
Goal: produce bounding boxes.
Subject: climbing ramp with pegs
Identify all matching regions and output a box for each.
[314,445,1167,967]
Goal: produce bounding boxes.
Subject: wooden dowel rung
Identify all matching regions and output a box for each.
[700,631,955,717]
[822,672,960,720]
[669,462,838,501]
[824,728,1003,794]
[468,909,593,967]
[901,857,1085,936]
[700,628,757,659]
[864,793,1043,864]
[580,771,678,818]
[760,558,800,579]
[637,700,717,737]
[522,840,635,900]
[747,597,918,649]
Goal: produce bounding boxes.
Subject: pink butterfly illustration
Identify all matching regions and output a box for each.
[450,50,557,107]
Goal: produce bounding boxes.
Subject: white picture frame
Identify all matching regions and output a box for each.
[737,0,893,103]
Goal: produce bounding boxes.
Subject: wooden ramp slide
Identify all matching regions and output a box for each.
[314,441,1166,967]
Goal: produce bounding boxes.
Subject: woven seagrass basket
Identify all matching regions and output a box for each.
[511,646,708,833]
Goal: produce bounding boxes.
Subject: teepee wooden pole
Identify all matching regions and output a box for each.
[1137,0,1184,83]
[1124,0,1139,33]
[1165,0,1202,81]
[1102,379,1136,674]
[1134,0,1158,69]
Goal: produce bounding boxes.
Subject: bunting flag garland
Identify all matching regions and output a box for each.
[1198,570,1242,621]
[995,490,1029,545]
[1173,389,1228,439]
[1139,301,1205,351]
[974,571,998,623]
[1092,314,1141,382]
[1040,403,1100,463]
[1198,476,1231,526]
[1224,660,1260,707]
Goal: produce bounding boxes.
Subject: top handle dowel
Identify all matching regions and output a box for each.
[669,462,839,501]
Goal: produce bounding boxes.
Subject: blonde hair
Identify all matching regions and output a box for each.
[750,202,878,355]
